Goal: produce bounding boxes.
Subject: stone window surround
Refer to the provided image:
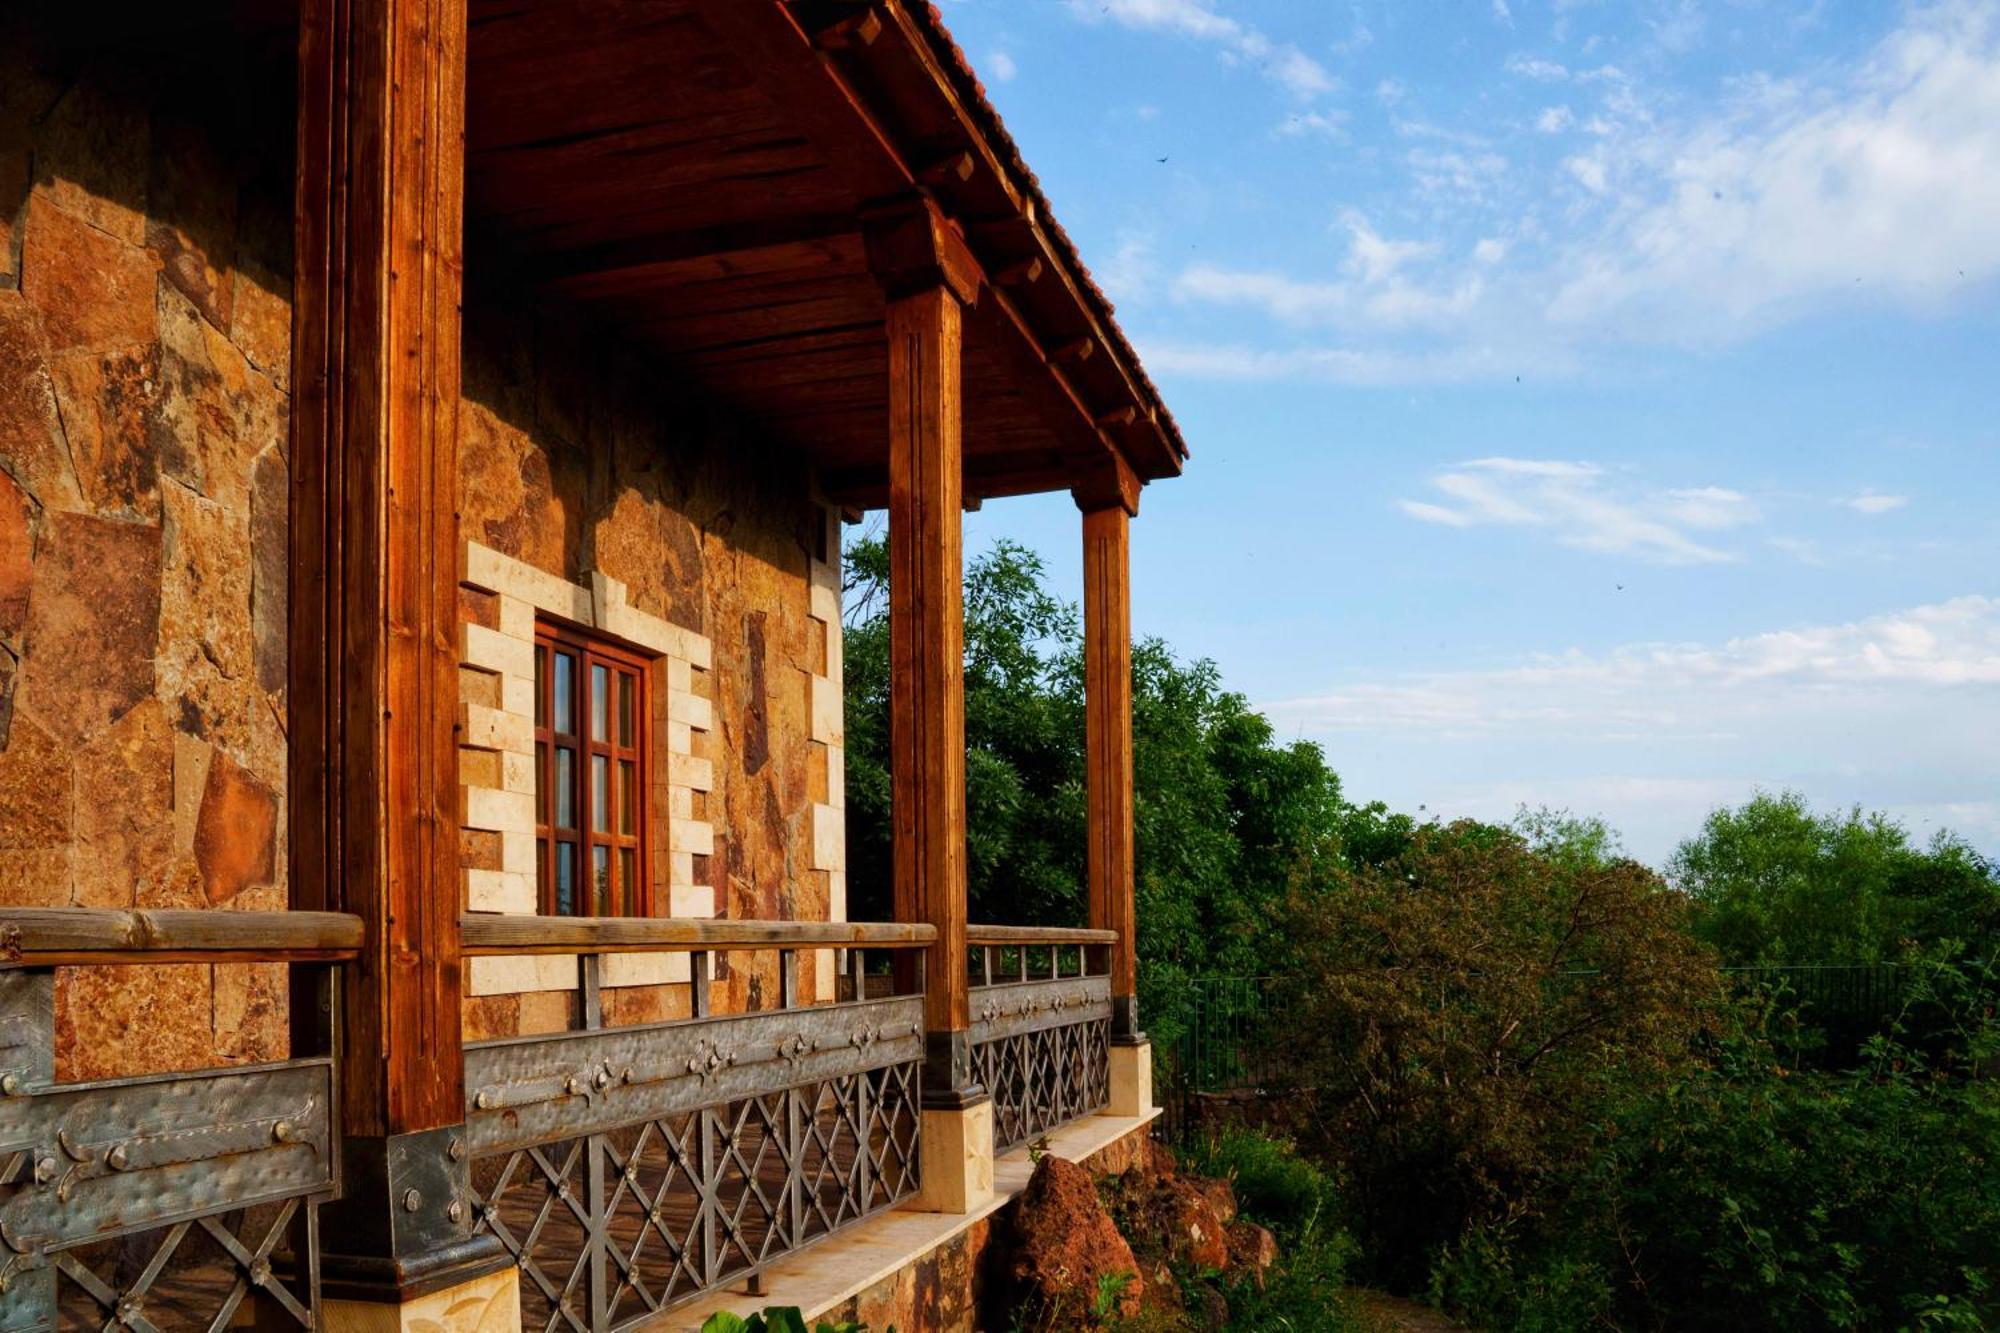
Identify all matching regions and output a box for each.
[458,539,717,996]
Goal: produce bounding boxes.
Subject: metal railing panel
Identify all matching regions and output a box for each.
[968,971,1112,1154]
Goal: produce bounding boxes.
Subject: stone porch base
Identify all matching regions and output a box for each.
[662,1109,1163,1332]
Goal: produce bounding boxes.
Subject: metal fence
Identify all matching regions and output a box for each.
[1153,976,1281,1143]
[967,933,1115,1154]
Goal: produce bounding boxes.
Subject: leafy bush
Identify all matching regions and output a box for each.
[1272,820,1727,1287]
[700,1309,877,1333]
[1183,1130,1339,1237]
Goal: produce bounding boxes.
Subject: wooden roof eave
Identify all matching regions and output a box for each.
[691,0,1185,497]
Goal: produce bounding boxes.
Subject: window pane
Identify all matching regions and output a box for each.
[534,645,547,728]
[537,836,547,900]
[591,755,609,833]
[618,760,636,835]
[620,848,637,916]
[553,652,575,734]
[618,672,634,746]
[593,845,610,915]
[591,664,609,741]
[556,843,575,916]
[535,741,548,824]
[555,747,575,829]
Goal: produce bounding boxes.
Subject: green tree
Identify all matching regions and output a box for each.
[1670,791,2000,966]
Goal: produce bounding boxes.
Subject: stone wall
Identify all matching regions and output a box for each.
[0,18,295,1079]
[457,289,847,1039]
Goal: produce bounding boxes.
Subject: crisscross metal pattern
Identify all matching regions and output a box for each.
[970,979,1114,1154]
[468,1021,922,1331]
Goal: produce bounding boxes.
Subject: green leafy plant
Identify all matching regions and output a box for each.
[1090,1270,1134,1322]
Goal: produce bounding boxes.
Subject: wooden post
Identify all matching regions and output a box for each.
[1076,462,1142,1042]
[867,198,994,1209]
[292,0,511,1312]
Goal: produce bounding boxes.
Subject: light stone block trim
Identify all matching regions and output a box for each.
[807,508,848,1001]
[459,540,717,998]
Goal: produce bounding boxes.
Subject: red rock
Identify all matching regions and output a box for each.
[56,963,212,1082]
[1227,1221,1281,1290]
[1195,1176,1239,1226]
[15,511,161,749]
[34,81,148,246]
[147,117,238,333]
[249,445,287,696]
[192,748,277,905]
[71,698,172,909]
[19,194,157,355]
[1008,1155,1146,1318]
[47,344,162,520]
[212,961,287,1063]
[1161,1177,1232,1272]
[0,712,70,854]
[158,482,255,756]
[0,468,32,638]
[0,289,83,513]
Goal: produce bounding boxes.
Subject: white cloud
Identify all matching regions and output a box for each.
[1073,0,1335,98]
[989,50,1018,83]
[1397,458,1758,564]
[1507,54,1571,81]
[1493,0,1515,25]
[1548,3,2000,339]
[1098,229,1160,305]
[1263,596,2000,862]
[1844,493,1911,514]
[1149,4,2000,385]
[1277,110,1348,140]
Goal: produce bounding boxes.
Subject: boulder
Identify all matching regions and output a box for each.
[1008,1154,1145,1319]
[1228,1221,1281,1290]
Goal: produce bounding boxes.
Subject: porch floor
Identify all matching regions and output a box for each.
[660,1109,1163,1329]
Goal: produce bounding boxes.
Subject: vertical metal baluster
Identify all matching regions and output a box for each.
[779,949,798,1012]
[699,1104,719,1290]
[580,953,607,1330]
[850,948,866,1002]
[690,950,711,1018]
[786,1080,805,1254]
[856,1033,874,1211]
[980,945,993,989]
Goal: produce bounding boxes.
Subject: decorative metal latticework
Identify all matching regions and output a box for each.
[968,967,1115,1154]
[974,1017,1111,1154]
[0,973,330,1333]
[466,985,924,1332]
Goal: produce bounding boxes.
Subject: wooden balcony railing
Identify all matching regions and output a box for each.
[457,915,934,1330]
[965,926,1116,1152]
[0,907,362,1331]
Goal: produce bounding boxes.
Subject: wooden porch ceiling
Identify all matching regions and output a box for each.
[463,0,1187,508]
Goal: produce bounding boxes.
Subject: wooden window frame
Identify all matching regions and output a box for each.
[533,619,654,918]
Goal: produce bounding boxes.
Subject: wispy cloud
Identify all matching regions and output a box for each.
[989,50,1019,83]
[1263,596,2000,860]
[1844,493,1911,514]
[1397,459,1760,565]
[1070,0,1335,99]
[1148,4,2000,384]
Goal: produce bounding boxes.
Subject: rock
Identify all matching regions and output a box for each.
[0,712,71,854]
[33,81,149,246]
[0,289,84,513]
[212,961,286,1063]
[0,467,33,639]
[71,697,173,908]
[15,511,161,748]
[147,116,238,334]
[1227,1221,1281,1290]
[192,747,277,906]
[56,963,212,1082]
[1195,1176,1239,1226]
[19,194,157,355]
[1009,1155,1146,1319]
[1160,1177,1233,1273]
[47,344,163,521]
[249,445,287,696]
[158,482,255,754]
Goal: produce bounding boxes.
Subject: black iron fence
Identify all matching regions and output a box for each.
[967,928,1116,1154]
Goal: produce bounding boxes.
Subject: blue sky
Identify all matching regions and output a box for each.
[914,0,2000,865]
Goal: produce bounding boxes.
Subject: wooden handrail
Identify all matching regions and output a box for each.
[459,915,937,956]
[966,925,1119,946]
[0,909,366,967]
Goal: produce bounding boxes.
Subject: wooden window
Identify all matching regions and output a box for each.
[534,621,651,917]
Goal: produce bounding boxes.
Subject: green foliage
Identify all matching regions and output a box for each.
[1671,790,2000,966]
[1183,1130,1339,1237]
[1091,1271,1135,1322]
[699,1308,878,1333]
[841,533,1343,1043]
[1274,820,1726,1287]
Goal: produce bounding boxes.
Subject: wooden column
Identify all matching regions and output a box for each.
[867,198,984,1103]
[292,0,505,1302]
[1077,462,1142,1040]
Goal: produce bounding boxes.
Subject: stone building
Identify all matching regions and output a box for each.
[0,4,1185,1329]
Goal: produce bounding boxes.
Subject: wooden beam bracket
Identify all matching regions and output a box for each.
[861,194,983,304]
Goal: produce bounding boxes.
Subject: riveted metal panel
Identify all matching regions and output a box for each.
[464,998,924,1156]
[969,976,1112,1044]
